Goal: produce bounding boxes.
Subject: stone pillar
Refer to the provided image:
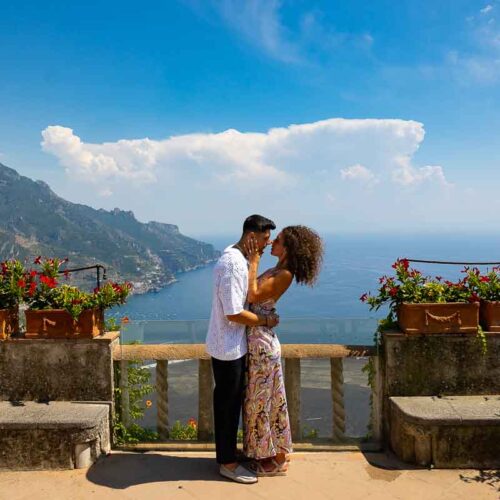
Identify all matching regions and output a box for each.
[284,358,301,441]
[156,360,169,440]
[119,359,130,427]
[197,359,214,441]
[330,358,345,442]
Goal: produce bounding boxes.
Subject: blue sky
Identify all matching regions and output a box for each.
[1,1,499,235]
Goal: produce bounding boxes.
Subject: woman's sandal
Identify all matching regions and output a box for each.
[250,458,288,477]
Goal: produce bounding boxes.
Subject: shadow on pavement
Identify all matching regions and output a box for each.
[460,470,500,493]
[87,453,220,489]
[362,451,422,471]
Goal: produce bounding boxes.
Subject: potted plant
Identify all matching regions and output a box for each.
[361,258,479,334]
[24,257,131,339]
[0,260,26,339]
[465,266,500,332]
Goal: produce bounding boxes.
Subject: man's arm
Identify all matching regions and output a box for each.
[226,310,279,327]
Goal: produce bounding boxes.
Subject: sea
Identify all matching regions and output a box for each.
[112,232,500,346]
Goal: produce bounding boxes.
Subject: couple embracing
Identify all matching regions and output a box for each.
[205,214,323,484]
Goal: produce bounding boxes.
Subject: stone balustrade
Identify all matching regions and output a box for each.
[112,343,380,445]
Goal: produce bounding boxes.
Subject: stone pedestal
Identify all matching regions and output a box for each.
[0,332,119,470]
[389,396,500,468]
[382,332,500,468]
[0,401,110,470]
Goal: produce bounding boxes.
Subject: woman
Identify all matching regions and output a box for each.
[242,225,323,476]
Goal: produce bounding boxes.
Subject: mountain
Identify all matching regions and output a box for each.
[0,163,220,292]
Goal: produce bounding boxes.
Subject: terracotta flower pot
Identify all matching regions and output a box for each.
[0,308,19,340]
[25,308,105,339]
[479,300,500,332]
[397,302,479,335]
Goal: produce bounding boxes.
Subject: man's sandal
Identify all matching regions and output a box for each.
[250,458,288,477]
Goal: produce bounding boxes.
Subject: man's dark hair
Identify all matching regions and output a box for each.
[242,214,276,234]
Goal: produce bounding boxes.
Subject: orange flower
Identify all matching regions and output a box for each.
[121,316,130,324]
[187,418,197,428]
[145,400,152,408]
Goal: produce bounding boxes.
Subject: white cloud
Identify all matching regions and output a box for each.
[392,160,451,187]
[187,1,373,65]
[449,3,500,83]
[212,0,301,63]
[98,188,113,197]
[42,118,447,191]
[42,118,495,234]
[340,164,378,184]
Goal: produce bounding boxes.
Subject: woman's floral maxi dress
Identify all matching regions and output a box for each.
[243,268,293,460]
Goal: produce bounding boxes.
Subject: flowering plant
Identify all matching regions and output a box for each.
[0,260,27,309]
[93,282,132,310]
[22,257,64,311]
[24,257,132,319]
[465,266,500,301]
[360,258,473,319]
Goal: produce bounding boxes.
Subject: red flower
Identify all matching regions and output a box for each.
[392,258,410,271]
[359,293,368,302]
[379,276,386,284]
[17,279,26,289]
[389,287,399,297]
[1,263,7,275]
[468,292,480,303]
[40,275,57,288]
[480,276,490,283]
[29,281,37,296]
[30,270,37,278]
[34,256,42,265]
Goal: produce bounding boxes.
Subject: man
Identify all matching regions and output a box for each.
[206,214,279,484]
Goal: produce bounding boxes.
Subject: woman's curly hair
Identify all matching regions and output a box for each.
[282,225,323,286]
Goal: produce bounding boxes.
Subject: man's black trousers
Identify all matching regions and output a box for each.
[211,355,246,464]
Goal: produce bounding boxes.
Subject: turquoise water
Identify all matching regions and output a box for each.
[112,233,500,344]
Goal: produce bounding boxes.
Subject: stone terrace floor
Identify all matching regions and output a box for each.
[1,451,499,500]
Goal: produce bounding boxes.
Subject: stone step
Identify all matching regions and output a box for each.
[0,401,110,470]
[389,395,500,468]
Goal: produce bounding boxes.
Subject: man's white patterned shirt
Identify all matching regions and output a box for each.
[205,245,248,361]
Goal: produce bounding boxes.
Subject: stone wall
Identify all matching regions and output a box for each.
[381,332,500,442]
[0,332,119,402]
[383,332,500,397]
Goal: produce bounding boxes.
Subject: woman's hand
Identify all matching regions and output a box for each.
[244,236,261,264]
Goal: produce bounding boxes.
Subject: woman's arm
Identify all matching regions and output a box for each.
[245,240,293,304]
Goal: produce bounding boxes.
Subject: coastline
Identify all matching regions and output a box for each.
[130,258,218,295]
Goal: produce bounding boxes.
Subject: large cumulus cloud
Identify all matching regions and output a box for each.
[41,118,448,188]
